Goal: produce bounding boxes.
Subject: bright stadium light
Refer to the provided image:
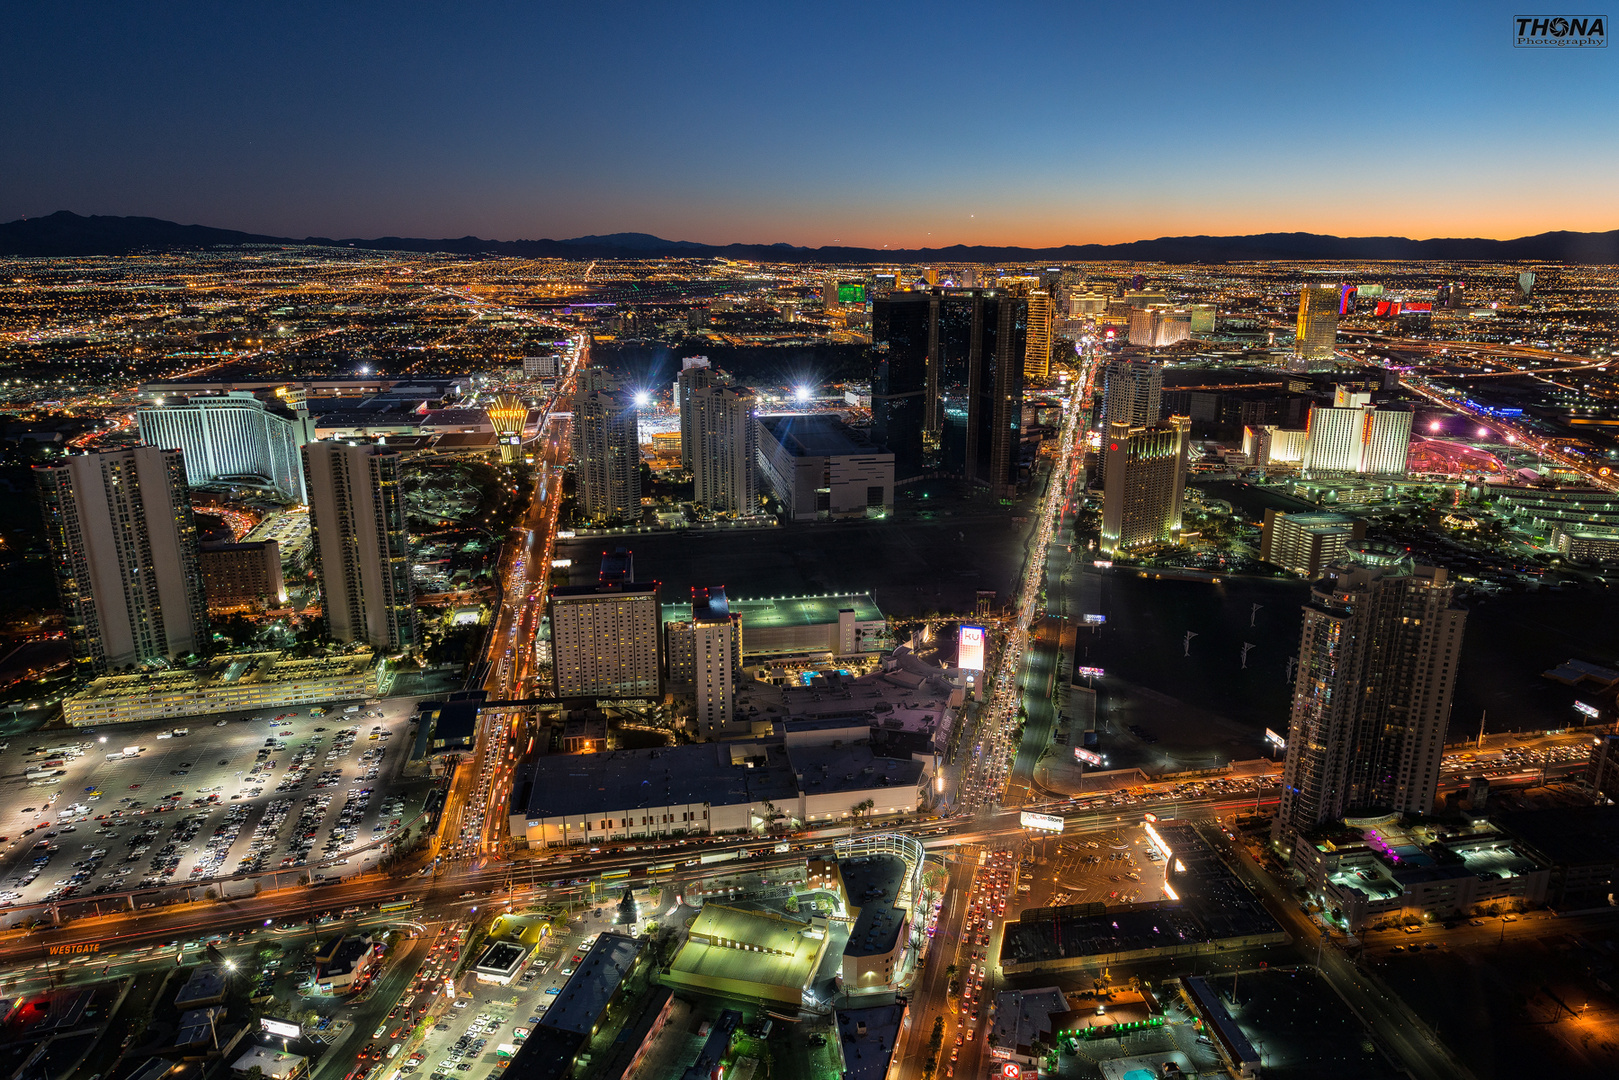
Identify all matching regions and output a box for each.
[632,390,651,408]
[795,386,811,403]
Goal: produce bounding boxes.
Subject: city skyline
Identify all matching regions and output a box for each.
[6,2,1617,246]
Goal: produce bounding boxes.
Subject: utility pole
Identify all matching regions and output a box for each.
[1477,710,1487,749]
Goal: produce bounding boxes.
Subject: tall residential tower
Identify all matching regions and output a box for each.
[36,447,210,675]
[1273,545,1466,846]
[302,442,417,653]
[689,384,759,517]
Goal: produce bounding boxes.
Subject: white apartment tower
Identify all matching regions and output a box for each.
[302,442,417,653]
[1273,545,1466,847]
[573,383,642,524]
[136,392,307,502]
[674,357,724,471]
[689,384,759,517]
[35,447,210,676]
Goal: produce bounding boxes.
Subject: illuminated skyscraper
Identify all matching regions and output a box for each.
[549,558,661,699]
[1024,290,1053,380]
[1099,359,1163,428]
[689,384,759,517]
[1295,283,1341,359]
[674,357,722,471]
[1099,416,1190,555]
[303,442,417,653]
[573,384,642,524]
[35,447,209,675]
[1274,546,1466,845]
[136,392,306,502]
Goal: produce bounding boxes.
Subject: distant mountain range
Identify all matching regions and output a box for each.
[3,210,1618,263]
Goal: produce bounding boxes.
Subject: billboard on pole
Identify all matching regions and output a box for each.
[1074,748,1103,766]
[1020,811,1064,833]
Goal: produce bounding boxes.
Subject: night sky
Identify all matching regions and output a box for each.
[5,2,1616,246]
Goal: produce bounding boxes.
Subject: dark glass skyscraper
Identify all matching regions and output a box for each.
[872,288,1026,497]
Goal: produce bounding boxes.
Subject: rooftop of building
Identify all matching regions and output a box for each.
[474,941,530,977]
[661,592,883,630]
[758,413,889,458]
[514,740,799,820]
[542,932,641,1035]
[1003,822,1282,967]
[838,854,909,957]
[174,964,227,1006]
[835,1004,905,1080]
[230,1047,307,1078]
[502,1026,586,1080]
[785,743,924,798]
[670,906,826,995]
[175,1006,224,1048]
[551,580,659,600]
[988,987,1070,1054]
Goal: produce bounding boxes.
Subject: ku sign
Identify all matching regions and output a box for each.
[958,625,986,672]
[1001,1065,1022,1080]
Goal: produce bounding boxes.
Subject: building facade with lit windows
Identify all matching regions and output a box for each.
[136,392,307,502]
[36,446,210,676]
[1273,544,1467,849]
[689,384,759,517]
[548,580,662,699]
[1024,290,1053,380]
[664,586,743,738]
[302,442,417,653]
[1099,358,1163,428]
[1099,417,1191,555]
[572,381,642,524]
[1302,389,1412,476]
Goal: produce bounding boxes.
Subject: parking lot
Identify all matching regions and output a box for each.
[0,696,430,922]
[1016,824,1164,911]
[368,905,629,1080]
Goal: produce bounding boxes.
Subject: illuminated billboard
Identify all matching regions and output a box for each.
[1264,728,1287,750]
[261,1017,301,1039]
[1083,613,1106,625]
[1576,701,1600,718]
[958,625,986,672]
[1074,748,1103,766]
[837,282,867,304]
[1019,811,1064,833]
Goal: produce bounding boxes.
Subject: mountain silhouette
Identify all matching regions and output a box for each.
[3,211,1616,263]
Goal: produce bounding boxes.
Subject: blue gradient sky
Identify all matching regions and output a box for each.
[4,2,1616,246]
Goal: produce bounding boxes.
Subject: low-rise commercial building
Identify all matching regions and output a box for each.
[508,738,924,847]
[230,1048,308,1080]
[665,906,830,1007]
[505,933,645,1080]
[312,933,380,994]
[1259,509,1365,578]
[757,414,894,520]
[1499,805,1619,911]
[1290,816,1548,931]
[662,592,887,665]
[1001,821,1285,972]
